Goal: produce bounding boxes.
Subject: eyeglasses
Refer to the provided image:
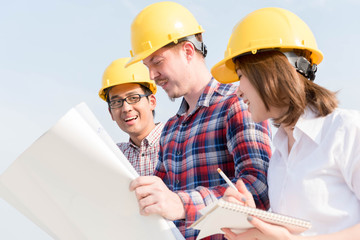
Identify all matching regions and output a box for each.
[109,94,149,109]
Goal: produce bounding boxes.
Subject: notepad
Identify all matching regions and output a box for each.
[190,199,311,239]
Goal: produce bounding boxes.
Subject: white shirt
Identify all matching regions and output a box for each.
[268,108,360,236]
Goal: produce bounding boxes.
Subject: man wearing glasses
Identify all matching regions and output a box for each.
[99,57,163,176]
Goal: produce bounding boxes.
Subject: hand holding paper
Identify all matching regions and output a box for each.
[130,175,186,221]
[0,103,182,240]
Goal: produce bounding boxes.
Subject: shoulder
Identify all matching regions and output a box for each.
[147,122,165,144]
[161,115,179,135]
[117,142,131,152]
[325,108,360,131]
[214,81,238,96]
[153,122,165,133]
[210,81,244,106]
[317,108,360,155]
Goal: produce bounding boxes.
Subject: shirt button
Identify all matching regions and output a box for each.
[141,153,145,157]
[177,151,181,155]
[176,180,180,185]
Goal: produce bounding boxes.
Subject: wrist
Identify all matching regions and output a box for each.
[174,193,186,220]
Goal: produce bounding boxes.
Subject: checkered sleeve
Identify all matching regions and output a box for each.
[226,99,271,209]
[176,98,271,228]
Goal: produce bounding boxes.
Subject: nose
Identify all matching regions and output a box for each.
[121,100,133,112]
[149,67,160,80]
[236,86,244,98]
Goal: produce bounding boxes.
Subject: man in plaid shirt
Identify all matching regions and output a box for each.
[99,57,163,176]
[128,2,272,240]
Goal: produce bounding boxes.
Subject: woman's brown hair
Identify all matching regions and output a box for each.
[234,50,338,127]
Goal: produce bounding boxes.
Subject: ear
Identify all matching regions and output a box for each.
[108,106,115,121]
[148,94,157,111]
[182,41,195,61]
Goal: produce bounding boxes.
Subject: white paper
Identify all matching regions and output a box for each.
[0,102,178,240]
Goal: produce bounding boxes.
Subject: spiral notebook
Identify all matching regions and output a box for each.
[190,199,311,239]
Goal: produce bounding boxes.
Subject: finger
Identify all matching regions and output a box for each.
[133,184,154,201]
[140,200,162,216]
[235,179,247,194]
[223,195,246,205]
[129,176,158,191]
[221,228,237,240]
[235,179,249,204]
[222,227,258,240]
[235,179,256,207]
[223,185,246,205]
[138,193,156,210]
[247,216,272,235]
[221,228,235,236]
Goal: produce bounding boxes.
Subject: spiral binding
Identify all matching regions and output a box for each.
[219,199,311,229]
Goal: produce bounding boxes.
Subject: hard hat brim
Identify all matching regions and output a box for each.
[212,46,323,84]
[211,57,238,84]
[125,46,160,68]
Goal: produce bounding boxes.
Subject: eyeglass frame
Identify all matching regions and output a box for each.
[108,93,150,109]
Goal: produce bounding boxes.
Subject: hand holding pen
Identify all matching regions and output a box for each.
[217,168,256,208]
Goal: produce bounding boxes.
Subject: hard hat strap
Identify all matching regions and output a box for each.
[283,52,317,81]
[178,35,207,58]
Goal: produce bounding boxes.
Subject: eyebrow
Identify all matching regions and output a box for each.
[109,91,141,101]
[144,55,163,67]
[143,56,154,67]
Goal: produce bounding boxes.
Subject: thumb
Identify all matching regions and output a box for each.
[236,179,256,207]
[235,179,248,194]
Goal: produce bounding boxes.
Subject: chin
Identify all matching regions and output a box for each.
[168,92,182,99]
[254,117,267,123]
[251,115,262,123]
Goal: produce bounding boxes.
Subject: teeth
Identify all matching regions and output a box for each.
[125,116,137,122]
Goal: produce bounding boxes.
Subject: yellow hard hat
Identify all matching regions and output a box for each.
[212,7,324,83]
[99,57,157,101]
[126,1,205,67]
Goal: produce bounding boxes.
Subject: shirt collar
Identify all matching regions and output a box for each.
[145,122,164,147]
[128,122,164,148]
[176,77,235,116]
[273,107,325,148]
[294,108,325,145]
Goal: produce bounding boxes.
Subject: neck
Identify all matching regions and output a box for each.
[282,124,295,153]
[183,62,212,114]
[129,122,156,147]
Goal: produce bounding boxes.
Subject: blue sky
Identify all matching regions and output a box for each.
[1,0,360,239]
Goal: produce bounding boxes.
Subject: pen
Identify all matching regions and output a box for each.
[217,168,238,191]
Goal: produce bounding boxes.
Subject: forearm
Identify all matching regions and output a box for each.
[231,121,271,209]
[291,224,360,240]
[239,169,269,209]
[227,101,271,209]
[176,184,227,226]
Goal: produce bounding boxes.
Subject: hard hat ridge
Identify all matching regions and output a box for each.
[99,58,157,102]
[127,1,205,67]
[211,7,323,83]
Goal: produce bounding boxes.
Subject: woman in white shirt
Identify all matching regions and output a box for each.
[211,7,360,240]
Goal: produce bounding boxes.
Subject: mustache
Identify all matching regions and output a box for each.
[154,78,168,85]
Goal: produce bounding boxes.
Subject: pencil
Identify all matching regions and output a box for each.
[217,168,238,191]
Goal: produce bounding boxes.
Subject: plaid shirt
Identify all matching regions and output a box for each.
[118,122,164,176]
[154,78,272,240]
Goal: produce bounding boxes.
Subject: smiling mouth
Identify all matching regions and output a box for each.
[124,116,138,122]
[155,79,167,87]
